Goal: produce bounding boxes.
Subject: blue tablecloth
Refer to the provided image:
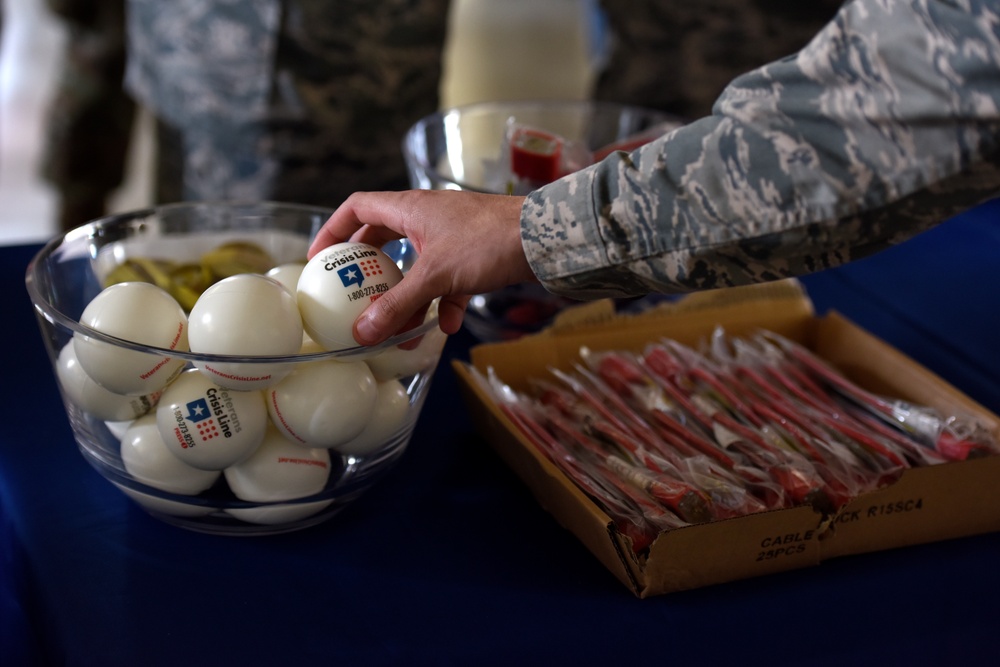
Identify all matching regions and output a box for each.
[2,201,999,666]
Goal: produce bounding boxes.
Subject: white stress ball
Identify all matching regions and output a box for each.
[366,323,447,381]
[120,413,220,495]
[265,262,305,294]
[267,358,377,448]
[266,263,312,346]
[224,424,332,525]
[105,420,134,440]
[299,337,325,354]
[224,424,331,502]
[188,274,303,390]
[334,379,410,457]
[226,500,333,526]
[73,281,188,395]
[114,483,217,518]
[156,369,268,470]
[296,242,403,351]
[56,342,159,422]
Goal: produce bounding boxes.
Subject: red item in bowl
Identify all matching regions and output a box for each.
[510,127,563,184]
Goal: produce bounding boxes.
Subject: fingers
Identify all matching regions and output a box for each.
[307,192,407,259]
[308,225,345,259]
[349,224,407,251]
[355,293,470,347]
[353,271,437,346]
[437,295,470,335]
[309,189,530,345]
[310,191,434,345]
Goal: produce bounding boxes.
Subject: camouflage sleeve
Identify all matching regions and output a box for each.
[522,0,1000,300]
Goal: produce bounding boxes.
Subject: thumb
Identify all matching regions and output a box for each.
[352,274,430,346]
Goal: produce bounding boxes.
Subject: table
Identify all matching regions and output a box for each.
[3,201,999,666]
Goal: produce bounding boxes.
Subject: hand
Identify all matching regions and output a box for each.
[308,189,536,345]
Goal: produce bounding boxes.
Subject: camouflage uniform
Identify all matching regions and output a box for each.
[594,0,844,119]
[125,0,451,208]
[42,0,135,231]
[523,0,1000,299]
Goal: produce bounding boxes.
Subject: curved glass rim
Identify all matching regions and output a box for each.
[25,200,437,361]
[402,99,676,193]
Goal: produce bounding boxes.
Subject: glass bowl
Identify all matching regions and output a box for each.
[25,201,447,535]
[402,100,682,341]
[403,100,678,193]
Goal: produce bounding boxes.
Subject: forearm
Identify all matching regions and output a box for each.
[522,0,1000,299]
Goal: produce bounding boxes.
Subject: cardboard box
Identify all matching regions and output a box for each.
[453,281,1000,597]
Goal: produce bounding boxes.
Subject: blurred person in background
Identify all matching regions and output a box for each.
[124,0,451,208]
[41,0,135,231]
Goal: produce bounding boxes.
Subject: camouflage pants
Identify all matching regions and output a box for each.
[146,0,451,209]
[41,0,135,231]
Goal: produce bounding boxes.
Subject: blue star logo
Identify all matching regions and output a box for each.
[184,398,210,423]
[337,264,364,288]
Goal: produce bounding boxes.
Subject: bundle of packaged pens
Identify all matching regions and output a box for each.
[473,327,1000,553]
